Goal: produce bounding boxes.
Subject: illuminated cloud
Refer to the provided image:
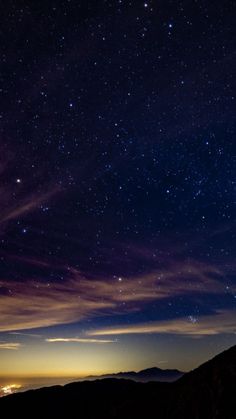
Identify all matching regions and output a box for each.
[0,277,115,332]
[0,342,21,350]
[46,338,116,344]
[88,310,236,337]
[0,260,231,332]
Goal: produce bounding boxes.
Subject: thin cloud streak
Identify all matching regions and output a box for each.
[0,342,21,350]
[88,310,236,338]
[9,332,42,338]
[0,187,60,225]
[0,160,61,229]
[46,338,116,344]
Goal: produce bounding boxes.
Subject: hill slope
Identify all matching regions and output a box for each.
[168,344,236,419]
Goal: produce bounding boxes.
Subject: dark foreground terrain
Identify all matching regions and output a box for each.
[1,345,235,419]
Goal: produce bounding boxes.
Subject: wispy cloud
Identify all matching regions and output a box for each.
[46,337,116,344]
[0,260,229,332]
[0,158,61,232]
[0,342,21,350]
[0,187,59,225]
[0,277,114,332]
[9,332,42,338]
[87,310,236,338]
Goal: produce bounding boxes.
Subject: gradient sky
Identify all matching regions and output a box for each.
[0,0,235,379]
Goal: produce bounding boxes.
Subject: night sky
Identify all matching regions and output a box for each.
[0,0,236,380]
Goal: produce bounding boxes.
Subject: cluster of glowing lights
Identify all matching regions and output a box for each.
[0,384,22,396]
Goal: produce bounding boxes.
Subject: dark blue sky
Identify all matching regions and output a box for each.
[0,0,235,377]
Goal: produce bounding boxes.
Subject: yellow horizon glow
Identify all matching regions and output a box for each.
[0,370,115,379]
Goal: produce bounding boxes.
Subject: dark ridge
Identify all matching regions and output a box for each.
[84,365,184,382]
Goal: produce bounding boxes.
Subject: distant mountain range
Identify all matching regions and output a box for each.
[1,345,235,418]
[84,366,184,382]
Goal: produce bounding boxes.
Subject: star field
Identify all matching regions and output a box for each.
[0,0,235,376]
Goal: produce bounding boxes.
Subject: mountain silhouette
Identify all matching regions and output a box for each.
[0,345,235,419]
[84,366,184,382]
[167,344,236,419]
